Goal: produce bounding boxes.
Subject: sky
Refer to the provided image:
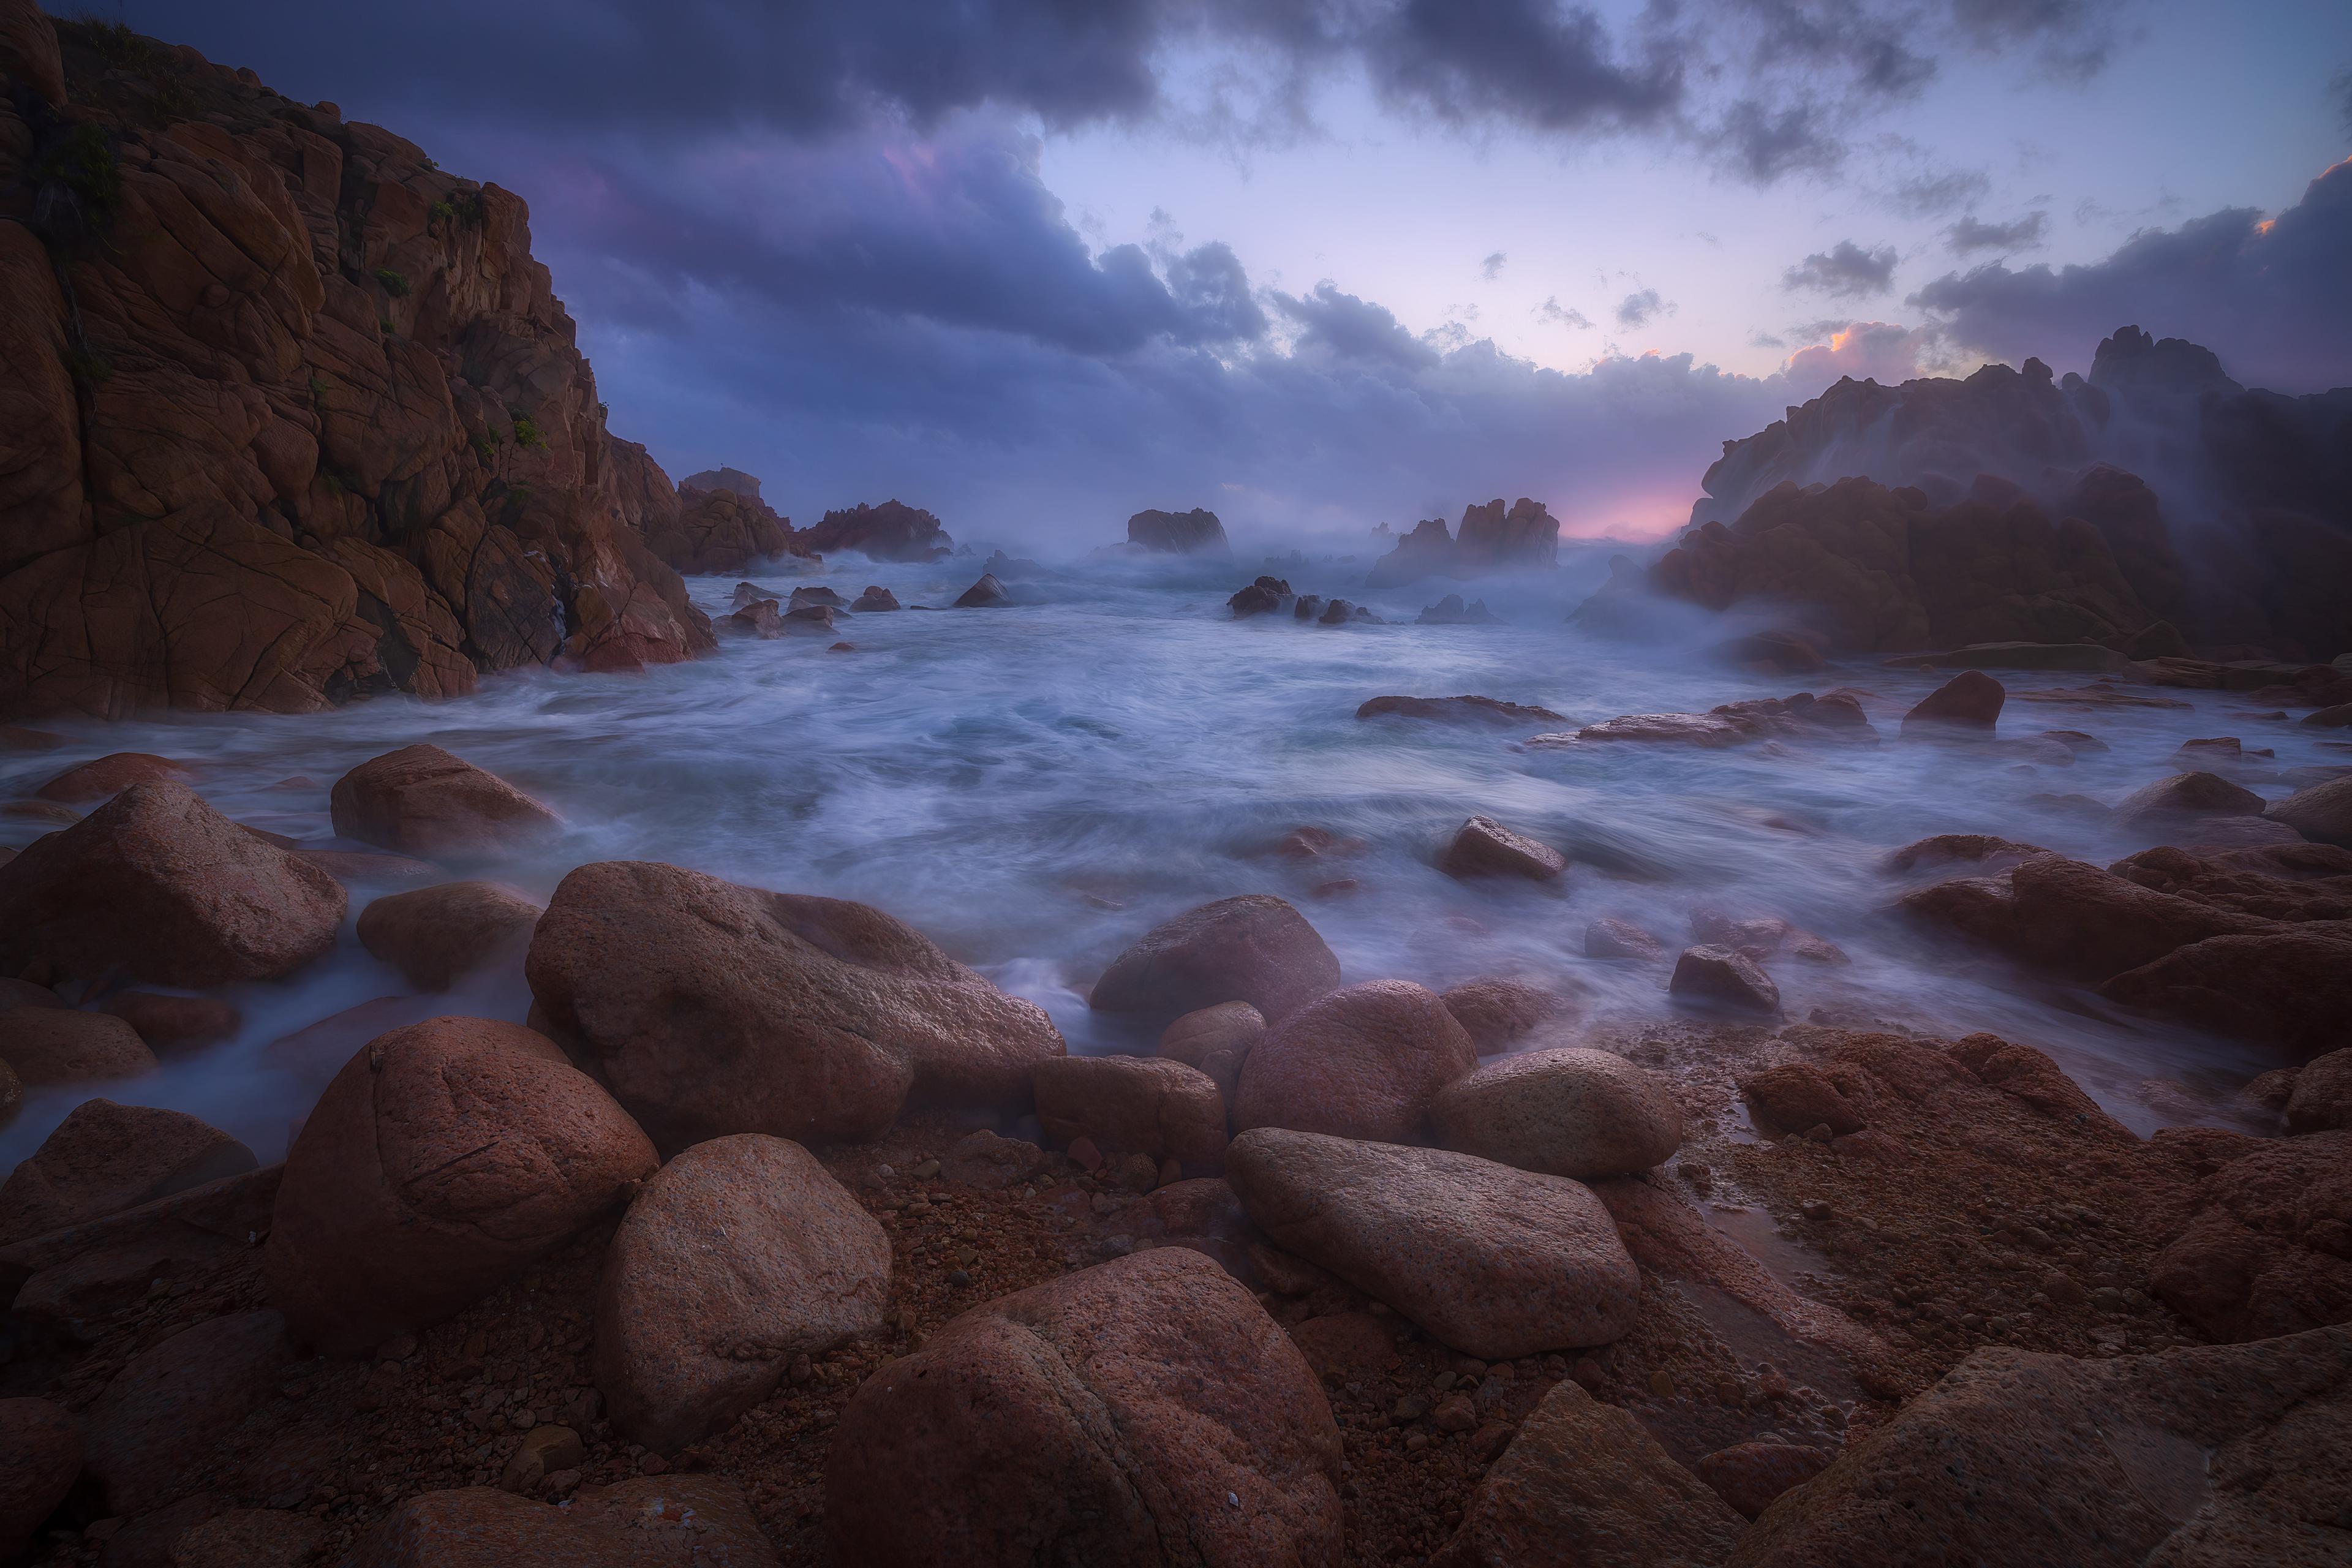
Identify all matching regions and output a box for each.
[110,0,2352,545]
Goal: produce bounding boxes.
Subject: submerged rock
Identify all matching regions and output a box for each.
[1438,976,1576,1051]
[1669,945,1782,1017]
[1899,669,2005,736]
[1441,815,1567,881]
[1355,694,1563,725]
[1090,894,1341,1025]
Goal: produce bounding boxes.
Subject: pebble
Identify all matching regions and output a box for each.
[1648,1370,1675,1398]
[1800,1197,1834,1222]
[910,1158,941,1178]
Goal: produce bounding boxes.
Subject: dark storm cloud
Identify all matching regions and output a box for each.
[1910,155,2352,391]
[1945,211,2049,254]
[1782,239,1901,296]
[1361,0,1683,134]
[1273,283,1441,368]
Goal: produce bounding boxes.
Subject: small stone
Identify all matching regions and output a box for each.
[1392,1395,1430,1424]
[910,1158,941,1179]
[1649,1370,1675,1398]
[1433,1394,1478,1434]
[1800,1197,1833,1222]
[947,1269,971,1288]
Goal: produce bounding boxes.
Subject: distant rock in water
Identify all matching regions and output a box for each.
[799,500,954,562]
[679,466,762,500]
[1229,576,1294,617]
[1126,507,1229,554]
[1417,594,1501,625]
[953,573,1011,608]
[1357,695,1564,726]
[0,18,713,719]
[1366,499,1559,588]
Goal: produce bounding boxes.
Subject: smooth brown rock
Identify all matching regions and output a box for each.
[32,752,188,802]
[330,745,561,859]
[1089,894,1341,1024]
[2111,770,2266,827]
[351,1477,778,1567]
[499,1424,586,1494]
[0,1099,255,1247]
[597,1134,889,1453]
[827,1247,1342,1567]
[1583,918,1665,960]
[0,1398,78,1561]
[1883,832,2049,872]
[356,880,544,991]
[1900,669,2005,735]
[1438,976,1575,1051]
[2287,1049,2352,1134]
[1740,1060,1870,1136]
[526,861,1064,1150]
[1693,1440,1836,1522]
[1156,1000,1264,1101]
[1441,816,1567,881]
[1728,1325,2352,1568]
[2146,1129,2352,1341]
[2101,928,2352,1057]
[85,1311,295,1510]
[2105,841,2352,922]
[2268,774,2352,846]
[1430,1380,1744,1568]
[952,572,1011,608]
[1900,852,2273,981]
[1432,1048,1682,1180]
[1670,945,1782,1016]
[265,1016,657,1355]
[1227,1128,1640,1358]
[1033,1055,1228,1173]
[96,992,241,1050]
[0,1009,155,1087]
[1234,979,1477,1145]
[0,782,345,987]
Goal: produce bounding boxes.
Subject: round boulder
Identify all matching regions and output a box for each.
[0,1009,156,1087]
[526,861,1064,1150]
[597,1135,889,1453]
[1033,1055,1228,1173]
[1438,976,1576,1052]
[329,744,562,859]
[0,781,346,987]
[826,1247,1343,1568]
[1431,1047,1682,1180]
[265,1016,657,1355]
[356,880,545,992]
[1234,979,1477,1145]
[1089,895,1341,1024]
[0,1398,80,1561]
[0,1098,257,1246]
[1157,1000,1264,1101]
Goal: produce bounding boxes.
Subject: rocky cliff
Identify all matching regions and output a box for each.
[0,11,714,720]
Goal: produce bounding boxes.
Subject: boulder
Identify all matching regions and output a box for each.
[1156,1000,1264,1100]
[1089,894,1340,1025]
[1431,1381,1744,1568]
[1727,1325,2352,1568]
[1567,711,1750,746]
[1229,576,1292,617]
[356,880,545,991]
[2111,771,2266,827]
[2101,929,2352,1056]
[169,1509,328,1568]
[1416,595,1502,625]
[799,500,954,562]
[0,978,62,1010]
[597,1134,889,1453]
[788,585,846,610]
[1583,918,1665,960]
[1883,832,2049,873]
[0,782,345,987]
[32,752,188,802]
[352,1477,779,1567]
[1226,1128,1640,1358]
[1669,946,1782,1017]
[1354,695,1562,725]
[95,992,240,1050]
[1441,816,1567,881]
[0,1009,156,1087]
[1126,507,1229,554]
[329,745,562,859]
[1900,670,2005,736]
[0,1099,256,1246]
[1899,853,2272,981]
[851,586,900,611]
[1694,1440,1835,1522]
[527,861,1064,1149]
[723,598,785,638]
[1438,976,1575,1051]
[1234,979,1477,1145]
[2268,774,2352,846]
[85,1311,295,1510]
[2145,1130,2352,1341]
[1740,1060,1869,1137]
[826,1248,1343,1568]
[952,573,1011,608]
[0,1398,78,1561]
[2286,1048,2352,1133]
[1033,1055,1228,1174]
[265,1017,658,1355]
[1431,1048,1682,1180]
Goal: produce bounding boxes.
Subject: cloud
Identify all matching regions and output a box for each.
[2332,66,2352,138]
[1947,0,2133,81]
[1945,211,2049,254]
[1363,0,1684,135]
[1749,329,1789,349]
[1910,154,2352,391]
[1273,282,1441,368]
[1781,239,1900,297]
[1711,97,1848,183]
[1781,320,1955,383]
[1539,296,1596,330]
[1616,289,1671,328]
[1481,251,1508,280]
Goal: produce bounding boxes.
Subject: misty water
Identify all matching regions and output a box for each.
[5,542,2337,1170]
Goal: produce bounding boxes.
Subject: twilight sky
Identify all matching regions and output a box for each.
[116,0,2352,544]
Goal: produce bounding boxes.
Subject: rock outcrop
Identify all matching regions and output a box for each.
[645,478,805,575]
[0,19,713,719]
[1366,499,1559,587]
[1125,507,1228,554]
[799,500,952,561]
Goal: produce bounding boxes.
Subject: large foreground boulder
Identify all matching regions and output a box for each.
[597,1134,889,1453]
[826,1247,1343,1567]
[356,880,545,991]
[1729,1325,2352,1567]
[330,745,562,858]
[2269,773,2352,846]
[0,1009,155,1087]
[1431,1048,1682,1180]
[1033,1055,1228,1172]
[0,781,345,986]
[266,1017,657,1355]
[1432,1381,1744,1568]
[1089,894,1341,1025]
[352,1477,778,1567]
[527,861,1064,1148]
[1226,1128,1639,1358]
[1234,979,1477,1145]
[0,1099,256,1246]
[0,1399,79,1561]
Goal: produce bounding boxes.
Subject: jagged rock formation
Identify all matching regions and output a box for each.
[1665,328,2352,657]
[1366,498,1558,588]
[1125,507,1228,554]
[0,17,712,721]
[650,473,807,576]
[799,500,952,562]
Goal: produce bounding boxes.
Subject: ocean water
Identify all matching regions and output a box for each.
[4,543,2337,1168]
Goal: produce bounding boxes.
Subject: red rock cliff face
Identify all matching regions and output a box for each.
[0,15,713,720]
